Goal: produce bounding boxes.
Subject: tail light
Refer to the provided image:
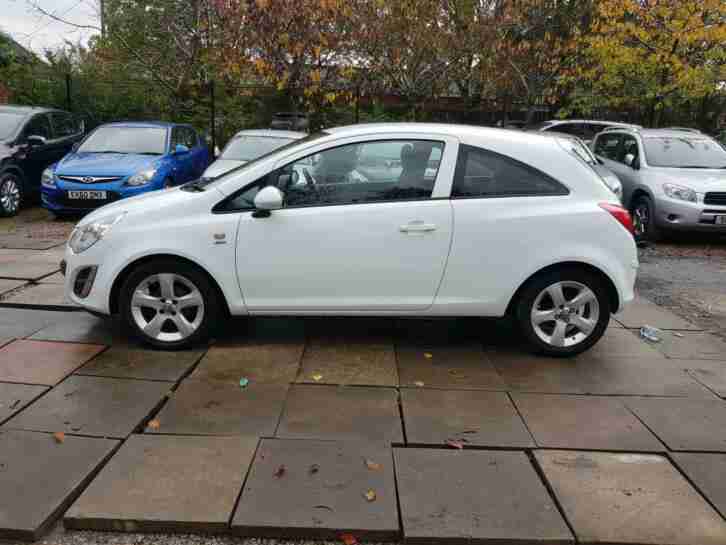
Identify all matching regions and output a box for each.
[599,202,634,235]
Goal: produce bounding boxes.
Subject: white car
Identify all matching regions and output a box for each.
[202,129,306,178]
[62,123,637,356]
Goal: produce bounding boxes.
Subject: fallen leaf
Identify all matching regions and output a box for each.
[413,381,425,387]
[446,439,464,449]
[312,374,323,382]
[147,419,160,430]
[365,459,382,471]
[423,352,433,359]
[363,489,377,502]
[341,533,358,545]
[309,463,320,475]
[53,432,65,443]
[274,464,286,478]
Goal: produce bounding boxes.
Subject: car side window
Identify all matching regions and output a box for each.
[183,127,198,148]
[49,112,80,139]
[594,133,622,161]
[22,114,52,141]
[451,145,568,198]
[279,139,444,208]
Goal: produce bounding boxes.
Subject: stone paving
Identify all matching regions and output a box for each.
[0,295,725,543]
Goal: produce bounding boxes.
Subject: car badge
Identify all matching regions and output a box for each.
[82,176,95,184]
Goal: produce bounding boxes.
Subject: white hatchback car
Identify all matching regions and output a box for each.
[62,123,638,356]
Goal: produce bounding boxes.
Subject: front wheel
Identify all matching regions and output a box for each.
[515,268,610,357]
[119,259,221,349]
[632,195,662,243]
[0,172,23,217]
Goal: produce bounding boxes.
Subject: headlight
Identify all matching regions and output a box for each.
[663,183,697,203]
[68,212,126,254]
[126,168,157,186]
[41,168,56,188]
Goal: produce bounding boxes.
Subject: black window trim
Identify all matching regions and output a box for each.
[213,137,448,214]
[48,110,83,140]
[450,144,570,200]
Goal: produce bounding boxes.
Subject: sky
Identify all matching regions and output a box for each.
[0,0,98,54]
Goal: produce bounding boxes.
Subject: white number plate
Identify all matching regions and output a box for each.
[68,190,107,200]
[716,215,726,225]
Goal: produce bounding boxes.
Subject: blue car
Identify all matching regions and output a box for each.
[41,121,209,214]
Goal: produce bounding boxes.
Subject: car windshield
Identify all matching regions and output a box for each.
[184,132,328,191]
[77,126,167,155]
[0,112,25,140]
[643,137,726,168]
[221,136,297,161]
[560,138,597,165]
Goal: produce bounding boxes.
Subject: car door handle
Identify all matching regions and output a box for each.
[400,221,437,233]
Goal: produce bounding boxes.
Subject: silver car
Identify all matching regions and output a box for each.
[202,129,306,178]
[528,119,640,145]
[592,127,726,240]
[535,131,623,201]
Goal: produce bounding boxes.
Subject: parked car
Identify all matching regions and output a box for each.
[528,119,640,145]
[202,129,306,178]
[61,123,637,356]
[715,129,726,149]
[536,131,623,201]
[592,127,726,241]
[41,121,209,215]
[270,112,309,132]
[0,105,84,216]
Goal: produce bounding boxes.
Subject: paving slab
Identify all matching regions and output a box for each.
[65,434,257,533]
[671,452,726,519]
[0,278,25,295]
[513,394,664,451]
[396,343,505,390]
[489,350,587,394]
[2,282,73,307]
[191,341,303,384]
[624,397,726,452]
[615,295,702,330]
[0,249,60,280]
[0,308,70,338]
[0,382,48,424]
[648,330,726,360]
[30,313,121,344]
[0,339,106,386]
[298,339,398,386]
[0,235,64,250]
[277,385,403,443]
[396,317,485,344]
[149,379,288,436]
[395,448,573,543]
[401,389,534,447]
[39,272,65,284]
[687,365,726,398]
[305,316,397,342]
[536,450,726,545]
[575,327,664,359]
[76,343,204,382]
[5,375,169,438]
[232,439,398,540]
[0,429,118,541]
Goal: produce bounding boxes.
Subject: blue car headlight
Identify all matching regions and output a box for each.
[41,168,56,188]
[126,168,158,186]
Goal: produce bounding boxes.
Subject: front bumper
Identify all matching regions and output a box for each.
[654,197,726,232]
[62,245,111,315]
[42,181,157,213]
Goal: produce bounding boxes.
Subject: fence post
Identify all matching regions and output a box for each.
[209,79,216,155]
[65,74,72,111]
[355,84,360,124]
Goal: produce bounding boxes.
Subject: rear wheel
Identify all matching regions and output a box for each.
[119,259,221,349]
[0,172,22,217]
[515,268,611,357]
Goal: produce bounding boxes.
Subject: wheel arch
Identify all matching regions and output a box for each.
[109,253,230,316]
[505,261,620,316]
[627,186,654,211]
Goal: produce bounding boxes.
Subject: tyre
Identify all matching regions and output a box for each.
[515,267,611,357]
[0,171,23,217]
[119,259,222,349]
[631,195,662,243]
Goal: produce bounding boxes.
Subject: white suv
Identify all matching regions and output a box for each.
[62,124,637,356]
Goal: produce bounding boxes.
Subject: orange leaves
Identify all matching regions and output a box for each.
[53,432,65,444]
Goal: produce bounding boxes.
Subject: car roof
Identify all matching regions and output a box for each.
[232,129,307,139]
[326,122,531,139]
[600,127,714,139]
[99,121,179,129]
[544,119,638,126]
[0,105,61,115]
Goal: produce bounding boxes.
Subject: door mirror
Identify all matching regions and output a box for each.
[624,153,639,169]
[174,144,190,155]
[26,135,47,147]
[253,186,284,211]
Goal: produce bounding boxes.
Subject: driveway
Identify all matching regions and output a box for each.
[1,210,726,545]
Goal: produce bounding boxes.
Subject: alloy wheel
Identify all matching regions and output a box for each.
[130,273,205,342]
[0,177,20,215]
[530,280,600,348]
[633,203,649,238]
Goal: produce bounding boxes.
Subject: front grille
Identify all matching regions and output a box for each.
[58,175,123,184]
[704,192,726,206]
[60,191,121,209]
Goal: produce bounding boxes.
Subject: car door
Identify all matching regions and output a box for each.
[230,135,459,311]
[17,113,55,191]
